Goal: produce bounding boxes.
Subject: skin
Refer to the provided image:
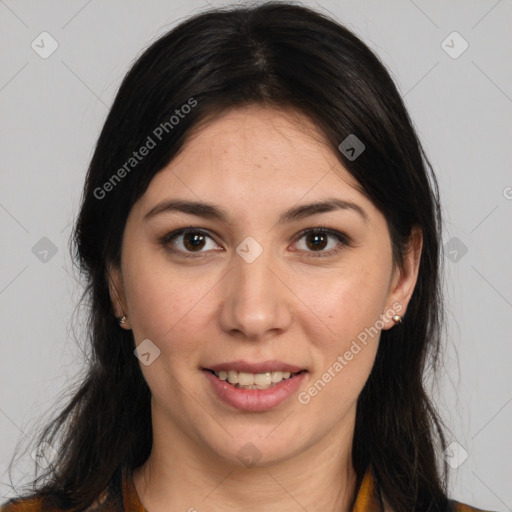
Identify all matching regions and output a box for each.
[108,105,422,512]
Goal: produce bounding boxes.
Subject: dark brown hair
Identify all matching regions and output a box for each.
[7,2,448,511]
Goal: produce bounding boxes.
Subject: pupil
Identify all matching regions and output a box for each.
[184,233,205,251]
[307,233,327,251]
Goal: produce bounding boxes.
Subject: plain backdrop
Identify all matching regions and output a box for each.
[1,1,511,511]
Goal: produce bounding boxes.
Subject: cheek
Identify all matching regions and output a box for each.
[122,248,219,357]
[295,271,386,412]
[295,259,392,342]
[291,255,391,402]
[122,249,181,337]
[122,256,209,397]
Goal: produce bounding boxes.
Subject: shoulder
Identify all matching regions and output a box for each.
[0,487,112,512]
[0,467,126,512]
[451,499,498,512]
[0,496,45,512]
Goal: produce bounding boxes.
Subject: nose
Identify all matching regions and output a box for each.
[218,247,293,341]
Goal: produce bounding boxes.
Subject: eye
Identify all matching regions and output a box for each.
[159,226,350,258]
[293,227,350,258]
[159,228,220,255]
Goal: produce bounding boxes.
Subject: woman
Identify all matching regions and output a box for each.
[1,2,495,512]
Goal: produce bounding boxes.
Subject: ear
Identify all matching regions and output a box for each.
[106,264,130,329]
[382,226,423,330]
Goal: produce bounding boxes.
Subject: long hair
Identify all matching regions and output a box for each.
[7,2,447,511]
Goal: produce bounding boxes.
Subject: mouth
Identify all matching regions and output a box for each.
[203,368,307,391]
[201,361,308,411]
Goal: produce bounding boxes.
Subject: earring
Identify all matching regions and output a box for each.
[118,315,127,325]
[392,315,402,324]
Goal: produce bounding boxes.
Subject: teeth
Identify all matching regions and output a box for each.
[238,371,254,386]
[214,369,298,390]
[254,372,272,386]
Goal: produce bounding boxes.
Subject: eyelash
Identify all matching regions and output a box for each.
[158,225,351,259]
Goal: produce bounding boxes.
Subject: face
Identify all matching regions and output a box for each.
[108,105,420,468]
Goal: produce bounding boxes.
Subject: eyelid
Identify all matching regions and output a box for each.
[158,227,221,255]
[291,225,351,258]
[159,225,351,258]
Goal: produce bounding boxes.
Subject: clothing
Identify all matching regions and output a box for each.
[0,465,493,512]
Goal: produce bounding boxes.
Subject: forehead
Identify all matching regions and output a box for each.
[171,105,349,180]
[134,105,371,221]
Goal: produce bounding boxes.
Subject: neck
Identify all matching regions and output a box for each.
[133,404,359,512]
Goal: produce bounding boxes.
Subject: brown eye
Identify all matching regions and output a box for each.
[304,232,329,251]
[161,229,219,254]
[294,228,349,258]
[182,232,207,251]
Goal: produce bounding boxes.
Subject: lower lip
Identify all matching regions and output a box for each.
[203,370,307,412]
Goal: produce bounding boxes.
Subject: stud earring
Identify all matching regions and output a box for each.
[118,315,127,325]
[392,315,402,324]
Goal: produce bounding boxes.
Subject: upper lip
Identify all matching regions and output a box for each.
[205,360,306,374]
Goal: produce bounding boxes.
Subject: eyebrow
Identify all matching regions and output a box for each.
[144,197,368,225]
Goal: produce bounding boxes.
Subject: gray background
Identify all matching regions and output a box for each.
[1,0,511,510]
